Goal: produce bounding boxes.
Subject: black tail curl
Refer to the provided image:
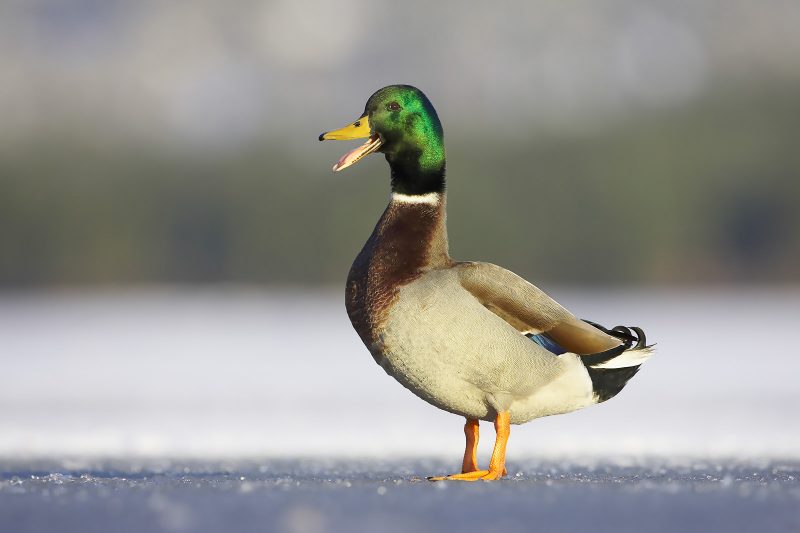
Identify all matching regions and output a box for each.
[580,320,652,403]
[576,322,649,368]
[582,320,648,350]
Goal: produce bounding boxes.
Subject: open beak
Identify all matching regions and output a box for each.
[319,115,383,172]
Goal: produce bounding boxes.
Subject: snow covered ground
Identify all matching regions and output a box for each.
[0,287,797,460]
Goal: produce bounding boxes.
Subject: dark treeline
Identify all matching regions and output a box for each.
[1,84,798,287]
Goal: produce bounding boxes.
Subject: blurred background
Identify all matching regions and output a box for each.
[1,0,798,460]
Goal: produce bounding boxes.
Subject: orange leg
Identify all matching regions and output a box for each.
[461,418,480,473]
[429,411,510,481]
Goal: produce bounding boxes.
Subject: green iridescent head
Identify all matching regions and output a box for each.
[319,85,446,195]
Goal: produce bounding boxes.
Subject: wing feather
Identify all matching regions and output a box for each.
[455,262,621,355]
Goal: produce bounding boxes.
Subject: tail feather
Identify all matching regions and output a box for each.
[582,320,649,350]
[579,321,655,403]
[587,365,642,403]
[525,320,655,403]
[591,346,653,369]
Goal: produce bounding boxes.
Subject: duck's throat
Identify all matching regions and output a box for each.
[387,148,446,196]
[385,191,450,268]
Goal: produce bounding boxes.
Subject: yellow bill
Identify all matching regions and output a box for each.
[319,115,383,172]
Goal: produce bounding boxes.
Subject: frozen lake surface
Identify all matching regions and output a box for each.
[1,288,798,531]
[0,287,797,459]
[1,458,798,533]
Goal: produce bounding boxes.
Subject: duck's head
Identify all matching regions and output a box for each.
[319,85,446,195]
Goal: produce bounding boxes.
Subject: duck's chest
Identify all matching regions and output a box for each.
[344,200,450,360]
[344,245,390,358]
[344,232,427,361]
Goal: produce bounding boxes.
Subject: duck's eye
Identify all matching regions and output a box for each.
[387,102,401,112]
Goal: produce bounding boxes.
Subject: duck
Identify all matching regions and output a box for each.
[319,85,653,481]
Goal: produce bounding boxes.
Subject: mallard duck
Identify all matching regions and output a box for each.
[319,85,653,481]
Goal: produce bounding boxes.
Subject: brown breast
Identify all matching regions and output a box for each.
[345,198,451,360]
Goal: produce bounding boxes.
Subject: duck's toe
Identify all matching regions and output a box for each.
[428,468,506,482]
[428,470,490,482]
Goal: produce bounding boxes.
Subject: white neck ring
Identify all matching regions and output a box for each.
[391,192,441,205]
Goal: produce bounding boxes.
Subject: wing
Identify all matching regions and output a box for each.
[454,261,622,355]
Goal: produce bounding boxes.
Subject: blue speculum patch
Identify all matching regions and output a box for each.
[525,332,567,355]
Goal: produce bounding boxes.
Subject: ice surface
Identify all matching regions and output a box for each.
[0,287,798,459]
[1,289,798,531]
[1,459,798,533]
